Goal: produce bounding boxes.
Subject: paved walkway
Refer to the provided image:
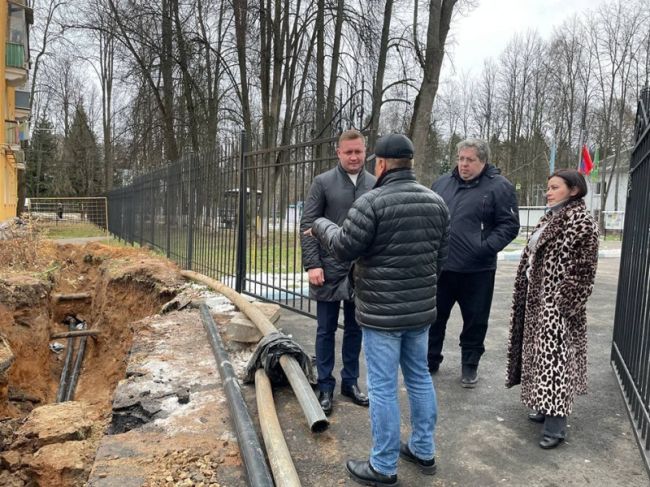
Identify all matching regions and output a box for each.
[260,258,648,486]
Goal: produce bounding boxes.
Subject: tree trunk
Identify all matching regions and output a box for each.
[409,0,457,184]
[233,0,253,136]
[172,0,200,153]
[323,0,345,132]
[100,27,114,190]
[368,0,393,149]
[161,0,179,161]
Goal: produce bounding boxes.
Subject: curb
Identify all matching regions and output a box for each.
[499,249,621,261]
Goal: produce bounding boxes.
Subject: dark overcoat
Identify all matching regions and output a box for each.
[506,199,599,416]
[299,164,375,301]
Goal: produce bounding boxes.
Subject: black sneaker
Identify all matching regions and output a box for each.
[399,442,437,475]
[461,364,478,388]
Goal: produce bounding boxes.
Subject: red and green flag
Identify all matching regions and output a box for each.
[591,148,599,181]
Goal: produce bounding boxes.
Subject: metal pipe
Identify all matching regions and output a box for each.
[279,355,328,433]
[55,336,74,403]
[64,335,87,401]
[255,368,302,487]
[199,304,274,487]
[50,330,100,339]
[51,293,91,302]
[182,270,328,432]
[183,270,279,336]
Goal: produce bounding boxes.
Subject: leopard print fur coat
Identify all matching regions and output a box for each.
[506,199,599,416]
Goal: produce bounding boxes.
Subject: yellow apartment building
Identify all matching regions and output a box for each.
[0,0,31,221]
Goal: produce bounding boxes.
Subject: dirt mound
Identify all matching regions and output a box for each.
[0,241,185,486]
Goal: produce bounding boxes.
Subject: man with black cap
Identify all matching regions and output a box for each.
[305,134,449,486]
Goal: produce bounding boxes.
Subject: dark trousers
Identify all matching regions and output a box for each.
[315,300,362,392]
[427,270,496,368]
[543,415,567,439]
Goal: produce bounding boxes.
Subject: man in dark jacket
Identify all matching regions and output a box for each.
[299,129,375,416]
[305,134,450,487]
[428,138,519,387]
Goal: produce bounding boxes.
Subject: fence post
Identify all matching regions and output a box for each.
[235,131,247,293]
[165,164,171,258]
[139,180,144,247]
[187,153,195,270]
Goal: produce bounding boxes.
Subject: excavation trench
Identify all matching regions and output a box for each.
[0,243,182,486]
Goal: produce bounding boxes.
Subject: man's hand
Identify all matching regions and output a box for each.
[308,268,325,286]
[303,228,313,237]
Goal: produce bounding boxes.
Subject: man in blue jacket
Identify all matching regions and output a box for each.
[428,138,519,387]
[306,134,449,486]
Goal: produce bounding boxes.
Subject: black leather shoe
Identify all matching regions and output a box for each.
[318,390,333,416]
[528,411,545,423]
[539,436,564,449]
[399,442,437,475]
[341,384,369,407]
[428,363,440,375]
[461,364,478,388]
[346,459,398,486]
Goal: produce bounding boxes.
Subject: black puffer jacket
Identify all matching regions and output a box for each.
[300,164,376,301]
[431,164,519,273]
[312,168,450,331]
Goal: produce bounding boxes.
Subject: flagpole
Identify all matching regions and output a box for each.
[576,126,584,171]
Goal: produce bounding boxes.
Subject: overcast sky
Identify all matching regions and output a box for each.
[446,0,598,75]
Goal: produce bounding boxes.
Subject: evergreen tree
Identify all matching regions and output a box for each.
[56,105,102,196]
[25,117,59,197]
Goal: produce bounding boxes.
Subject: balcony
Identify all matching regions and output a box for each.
[5,120,28,150]
[5,42,28,86]
[15,88,30,120]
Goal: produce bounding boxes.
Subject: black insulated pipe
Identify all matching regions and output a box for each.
[65,325,88,401]
[199,304,274,487]
[55,325,75,403]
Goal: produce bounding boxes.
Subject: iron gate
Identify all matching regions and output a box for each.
[611,86,650,476]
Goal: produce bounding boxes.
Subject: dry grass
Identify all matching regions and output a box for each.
[0,217,59,272]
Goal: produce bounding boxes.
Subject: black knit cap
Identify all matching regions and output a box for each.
[370,134,415,160]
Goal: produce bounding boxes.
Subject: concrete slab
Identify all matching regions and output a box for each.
[87,300,248,487]
[267,258,648,486]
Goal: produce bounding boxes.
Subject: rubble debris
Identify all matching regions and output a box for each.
[0,334,15,372]
[49,342,65,353]
[160,293,192,314]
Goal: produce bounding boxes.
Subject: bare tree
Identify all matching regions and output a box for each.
[408,0,458,183]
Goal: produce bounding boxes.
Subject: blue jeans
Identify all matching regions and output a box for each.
[363,326,437,476]
[315,300,361,391]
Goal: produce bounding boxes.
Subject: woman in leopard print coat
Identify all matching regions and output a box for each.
[506,169,599,449]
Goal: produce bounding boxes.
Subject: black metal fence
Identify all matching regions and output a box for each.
[107,133,347,317]
[611,86,650,477]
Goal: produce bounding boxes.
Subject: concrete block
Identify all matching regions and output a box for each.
[250,302,281,324]
[224,314,263,343]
